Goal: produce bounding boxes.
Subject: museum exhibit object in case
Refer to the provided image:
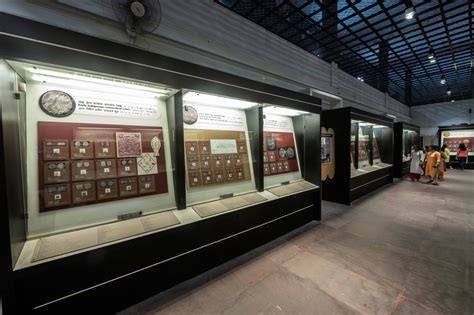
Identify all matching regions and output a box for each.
[321,107,394,205]
[393,122,420,178]
[439,125,474,169]
[0,13,322,314]
[262,105,320,195]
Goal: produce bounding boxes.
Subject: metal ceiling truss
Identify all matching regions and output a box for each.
[216,0,474,106]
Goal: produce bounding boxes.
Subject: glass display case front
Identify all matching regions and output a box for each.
[402,129,418,162]
[182,91,258,206]
[263,106,304,188]
[4,60,182,266]
[0,22,322,314]
[262,105,319,196]
[350,119,392,177]
[372,124,392,168]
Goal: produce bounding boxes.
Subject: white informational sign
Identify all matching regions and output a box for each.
[210,139,238,154]
[264,114,293,132]
[75,97,160,120]
[183,104,244,131]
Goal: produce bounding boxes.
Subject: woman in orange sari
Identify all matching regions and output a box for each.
[425,145,441,185]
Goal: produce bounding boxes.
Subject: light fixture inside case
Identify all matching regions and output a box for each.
[183,91,257,109]
[28,67,169,97]
[263,106,308,117]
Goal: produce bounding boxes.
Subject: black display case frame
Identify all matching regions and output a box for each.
[438,124,474,169]
[321,107,394,205]
[0,13,322,314]
[393,122,420,178]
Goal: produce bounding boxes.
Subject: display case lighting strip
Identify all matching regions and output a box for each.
[263,106,308,117]
[28,68,169,95]
[183,91,257,109]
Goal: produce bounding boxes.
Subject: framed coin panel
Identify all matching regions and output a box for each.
[37,122,168,212]
[183,129,252,189]
[263,131,299,176]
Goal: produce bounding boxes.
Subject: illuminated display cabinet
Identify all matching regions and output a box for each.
[321,107,394,205]
[439,124,474,169]
[393,122,420,178]
[0,14,322,314]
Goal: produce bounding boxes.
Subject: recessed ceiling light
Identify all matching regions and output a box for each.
[440,75,446,85]
[447,87,452,95]
[451,99,455,103]
[430,58,436,63]
[357,76,364,82]
[428,48,435,60]
[405,7,415,20]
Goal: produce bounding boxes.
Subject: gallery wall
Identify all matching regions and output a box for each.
[0,0,411,121]
[411,98,474,145]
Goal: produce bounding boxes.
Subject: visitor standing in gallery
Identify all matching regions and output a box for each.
[422,145,431,175]
[425,145,441,185]
[443,144,451,169]
[456,143,468,170]
[409,145,423,181]
[438,146,446,181]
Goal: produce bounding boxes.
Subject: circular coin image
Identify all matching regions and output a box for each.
[183,105,198,125]
[266,136,276,151]
[278,147,287,158]
[39,90,76,117]
[287,147,295,159]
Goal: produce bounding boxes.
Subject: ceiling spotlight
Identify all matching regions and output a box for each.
[357,76,364,82]
[447,87,452,95]
[451,99,455,103]
[405,7,415,20]
[428,48,435,60]
[430,58,436,64]
[440,75,446,85]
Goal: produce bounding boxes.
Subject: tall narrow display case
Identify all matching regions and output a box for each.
[321,107,394,205]
[393,122,420,178]
[0,14,322,314]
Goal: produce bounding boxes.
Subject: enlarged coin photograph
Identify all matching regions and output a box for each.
[39,90,76,117]
[183,105,198,125]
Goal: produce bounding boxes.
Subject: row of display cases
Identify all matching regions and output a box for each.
[321,107,395,205]
[0,14,321,314]
[0,13,431,314]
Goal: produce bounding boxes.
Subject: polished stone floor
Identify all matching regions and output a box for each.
[120,170,474,314]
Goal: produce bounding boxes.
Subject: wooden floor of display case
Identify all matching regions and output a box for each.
[17,181,319,267]
[11,183,320,314]
[30,211,180,263]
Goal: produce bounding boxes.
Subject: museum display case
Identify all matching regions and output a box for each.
[0,13,322,314]
[321,107,394,205]
[262,106,320,194]
[394,122,420,178]
[439,125,474,169]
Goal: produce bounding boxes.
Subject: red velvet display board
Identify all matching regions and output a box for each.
[263,131,299,176]
[38,122,168,212]
[443,137,474,152]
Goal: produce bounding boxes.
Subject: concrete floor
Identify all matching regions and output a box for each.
[120,170,474,315]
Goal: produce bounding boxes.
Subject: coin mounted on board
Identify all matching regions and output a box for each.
[39,90,76,117]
